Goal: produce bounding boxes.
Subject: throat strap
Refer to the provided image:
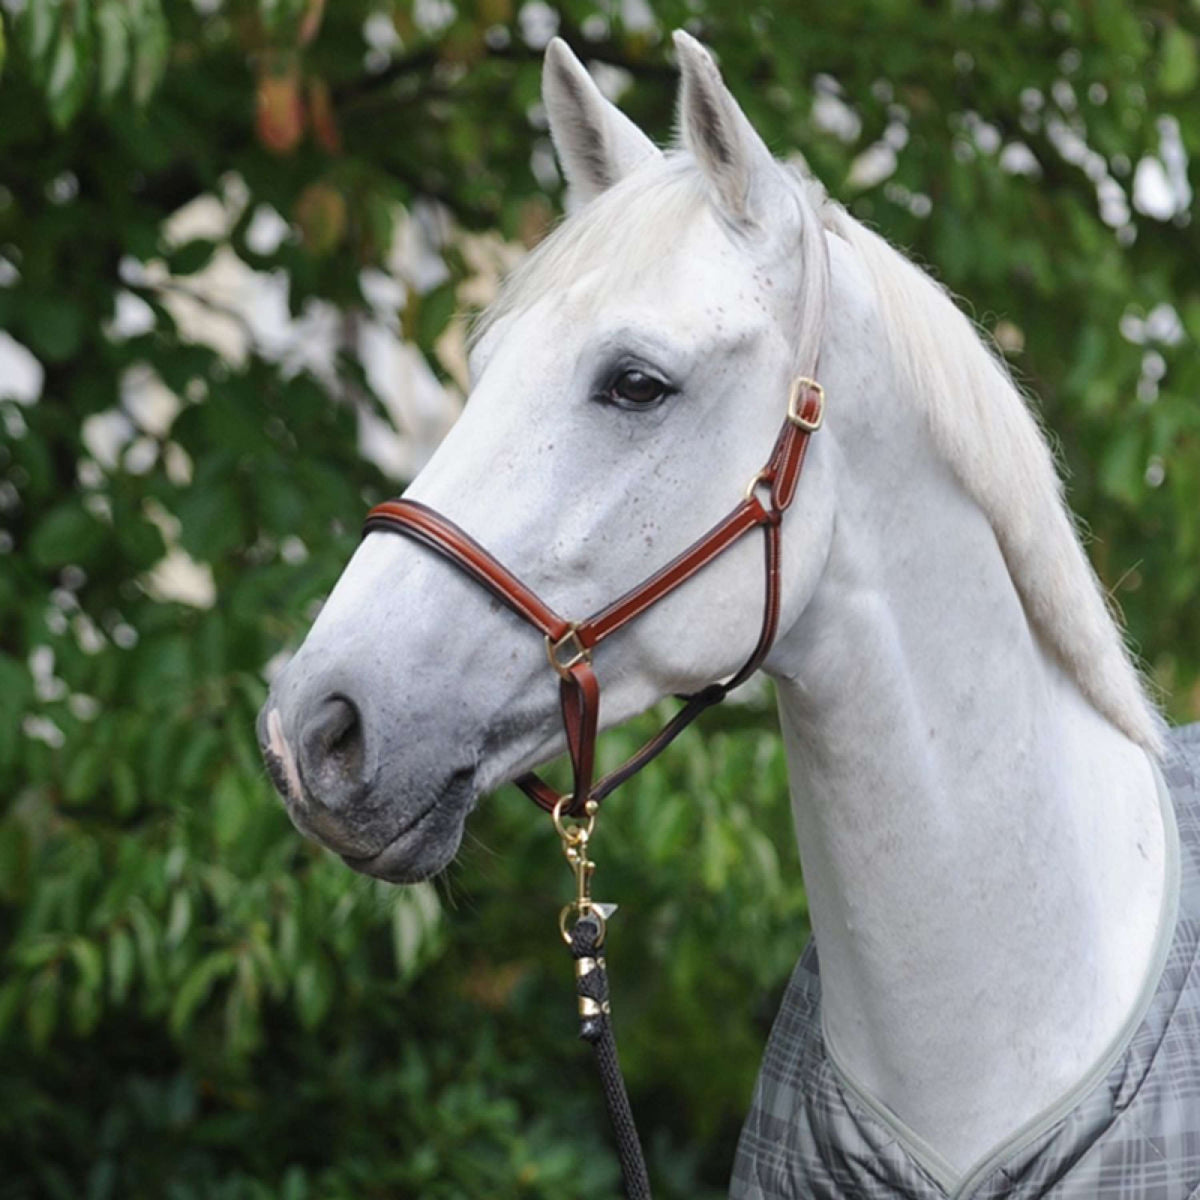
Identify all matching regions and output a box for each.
[362,377,824,816]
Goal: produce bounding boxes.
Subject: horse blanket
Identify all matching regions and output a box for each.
[731,722,1200,1200]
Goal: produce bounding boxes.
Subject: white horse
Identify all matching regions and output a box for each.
[259,32,1185,1194]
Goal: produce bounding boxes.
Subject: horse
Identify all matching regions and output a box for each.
[257,32,1200,1199]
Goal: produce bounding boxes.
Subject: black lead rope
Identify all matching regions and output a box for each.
[569,915,652,1200]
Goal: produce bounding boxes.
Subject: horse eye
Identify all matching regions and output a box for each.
[609,369,670,408]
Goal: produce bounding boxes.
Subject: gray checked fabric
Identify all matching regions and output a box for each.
[731,723,1200,1200]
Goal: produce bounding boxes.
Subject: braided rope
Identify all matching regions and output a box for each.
[570,917,651,1200]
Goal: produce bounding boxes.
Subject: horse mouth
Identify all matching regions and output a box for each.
[331,765,477,884]
[339,800,439,878]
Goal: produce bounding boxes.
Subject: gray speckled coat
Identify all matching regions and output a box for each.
[731,724,1200,1200]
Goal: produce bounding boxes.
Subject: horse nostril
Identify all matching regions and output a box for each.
[300,695,368,809]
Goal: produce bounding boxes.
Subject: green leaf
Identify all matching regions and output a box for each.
[1160,25,1198,96]
[174,483,245,561]
[0,979,24,1039]
[415,282,458,355]
[68,938,104,993]
[116,514,166,571]
[64,746,105,805]
[131,0,168,106]
[46,21,77,99]
[176,726,221,788]
[1100,428,1145,506]
[108,927,135,1003]
[164,889,192,948]
[167,239,218,277]
[68,939,104,1035]
[30,503,108,570]
[212,770,248,848]
[127,902,164,994]
[111,759,139,816]
[390,883,441,980]
[280,1165,308,1200]
[23,0,61,68]
[96,1,130,100]
[0,653,32,772]
[85,1159,116,1200]
[45,10,91,130]
[20,295,84,362]
[26,964,61,1049]
[169,949,236,1036]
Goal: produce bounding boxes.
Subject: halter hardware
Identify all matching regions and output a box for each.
[553,794,608,947]
[546,625,592,679]
[744,468,772,503]
[788,377,825,431]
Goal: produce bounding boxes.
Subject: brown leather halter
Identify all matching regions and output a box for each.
[362,376,824,820]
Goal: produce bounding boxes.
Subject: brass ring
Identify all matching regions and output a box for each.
[551,794,596,845]
[744,469,771,503]
[559,902,607,947]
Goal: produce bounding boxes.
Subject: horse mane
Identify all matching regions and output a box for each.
[818,198,1164,753]
[472,154,1163,753]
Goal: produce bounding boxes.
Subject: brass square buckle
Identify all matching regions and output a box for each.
[546,625,592,679]
[787,377,825,431]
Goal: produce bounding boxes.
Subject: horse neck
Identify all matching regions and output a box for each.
[766,316,1167,1174]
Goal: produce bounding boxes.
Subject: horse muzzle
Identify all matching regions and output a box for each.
[255,690,473,883]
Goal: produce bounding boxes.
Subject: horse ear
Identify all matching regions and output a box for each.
[673,30,779,224]
[543,38,660,205]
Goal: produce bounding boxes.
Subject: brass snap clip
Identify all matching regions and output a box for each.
[552,795,608,947]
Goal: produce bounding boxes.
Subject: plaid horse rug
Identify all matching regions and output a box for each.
[731,723,1200,1200]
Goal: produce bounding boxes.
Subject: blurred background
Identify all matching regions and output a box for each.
[1,1,1198,1196]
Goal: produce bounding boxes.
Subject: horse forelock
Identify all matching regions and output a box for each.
[468,155,710,352]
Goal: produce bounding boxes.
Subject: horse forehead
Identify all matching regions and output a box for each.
[542,234,779,350]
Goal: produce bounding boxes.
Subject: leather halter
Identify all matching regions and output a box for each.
[363,377,824,818]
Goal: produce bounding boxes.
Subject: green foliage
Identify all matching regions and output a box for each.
[1,0,1198,1196]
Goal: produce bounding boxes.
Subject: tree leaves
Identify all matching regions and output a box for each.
[14,0,169,123]
[2,2,1199,1195]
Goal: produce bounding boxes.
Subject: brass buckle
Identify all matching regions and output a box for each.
[545,625,591,680]
[787,377,825,431]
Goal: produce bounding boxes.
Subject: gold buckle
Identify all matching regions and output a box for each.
[545,625,591,679]
[787,377,825,431]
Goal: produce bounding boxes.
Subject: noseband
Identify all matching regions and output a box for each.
[363,376,824,821]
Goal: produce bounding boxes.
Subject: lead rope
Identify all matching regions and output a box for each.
[571,919,651,1200]
[554,797,652,1199]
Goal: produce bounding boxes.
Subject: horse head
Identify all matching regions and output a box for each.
[258,34,838,883]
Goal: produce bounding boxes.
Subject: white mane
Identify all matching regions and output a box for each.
[475,156,1164,753]
[820,200,1163,752]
